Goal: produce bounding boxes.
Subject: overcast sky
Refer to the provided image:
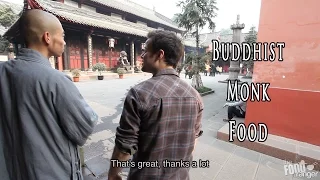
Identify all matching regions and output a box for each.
[3,0,261,33]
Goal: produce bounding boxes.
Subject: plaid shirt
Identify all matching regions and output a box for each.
[115,68,204,180]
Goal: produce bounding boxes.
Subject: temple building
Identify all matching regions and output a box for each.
[4,0,184,71]
[0,0,22,60]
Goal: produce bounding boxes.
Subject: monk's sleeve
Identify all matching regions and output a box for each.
[53,75,98,146]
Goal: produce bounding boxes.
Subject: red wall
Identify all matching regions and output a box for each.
[57,57,63,70]
[66,36,145,70]
[69,43,83,69]
[68,41,120,70]
[245,0,320,146]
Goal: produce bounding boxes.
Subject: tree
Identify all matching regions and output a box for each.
[242,26,257,75]
[0,6,18,53]
[184,52,209,72]
[0,36,10,53]
[174,0,218,89]
[219,28,232,35]
[0,7,17,28]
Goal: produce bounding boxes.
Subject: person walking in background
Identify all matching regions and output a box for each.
[0,10,98,180]
[184,64,189,78]
[210,63,215,76]
[204,63,210,76]
[216,66,222,75]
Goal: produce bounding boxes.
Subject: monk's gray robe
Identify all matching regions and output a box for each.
[0,48,98,180]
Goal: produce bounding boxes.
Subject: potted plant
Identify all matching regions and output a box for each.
[92,63,107,80]
[117,68,125,79]
[71,69,81,82]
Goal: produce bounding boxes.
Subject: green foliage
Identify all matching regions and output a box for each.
[71,69,81,77]
[0,7,17,28]
[175,0,218,33]
[92,63,107,76]
[175,0,218,52]
[219,28,232,35]
[184,52,211,74]
[200,51,212,69]
[243,26,258,69]
[196,86,212,93]
[0,36,9,53]
[0,6,18,53]
[245,26,257,44]
[175,0,218,88]
[117,68,125,75]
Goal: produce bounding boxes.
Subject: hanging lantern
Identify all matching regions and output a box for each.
[108,38,115,48]
[141,43,145,50]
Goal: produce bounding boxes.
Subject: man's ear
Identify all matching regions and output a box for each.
[43,32,51,45]
[158,49,165,59]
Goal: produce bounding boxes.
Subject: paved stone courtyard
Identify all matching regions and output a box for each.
[76,73,320,180]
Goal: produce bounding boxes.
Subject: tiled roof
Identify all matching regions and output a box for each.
[216,33,249,43]
[90,0,182,31]
[31,0,162,37]
[184,32,250,48]
[199,33,219,47]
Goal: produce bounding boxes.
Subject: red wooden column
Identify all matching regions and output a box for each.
[245,0,320,146]
[57,57,63,70]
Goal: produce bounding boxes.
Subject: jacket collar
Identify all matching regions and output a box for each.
[153,68,179,77]
[16,48,52,67]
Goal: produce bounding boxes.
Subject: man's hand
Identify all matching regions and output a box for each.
[223,103,229,108]
[192,139,198,154]
[108,174,122,180]
[108,146,131,180]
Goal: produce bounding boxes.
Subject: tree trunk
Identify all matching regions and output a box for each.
[191,74,203,89]
[196,26,199,55]
[191,25,203,89]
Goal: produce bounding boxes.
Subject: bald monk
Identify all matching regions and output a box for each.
[0,10,98,180]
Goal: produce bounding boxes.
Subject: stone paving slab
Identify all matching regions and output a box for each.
[78,74,319,180]
[217,121,320,172]
[254,154,294,180]
[215,146,260,180]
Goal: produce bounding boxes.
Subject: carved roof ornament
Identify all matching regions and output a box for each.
[236,14,240,25]
[231,14,245,30]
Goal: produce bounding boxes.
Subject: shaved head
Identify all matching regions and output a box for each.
[20,9,65,58]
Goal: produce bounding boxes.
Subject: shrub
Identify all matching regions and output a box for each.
[196,86,212,93]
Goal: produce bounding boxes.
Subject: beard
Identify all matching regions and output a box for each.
[141,63,147,72]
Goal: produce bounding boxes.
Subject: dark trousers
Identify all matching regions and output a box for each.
[228,106,246,120]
